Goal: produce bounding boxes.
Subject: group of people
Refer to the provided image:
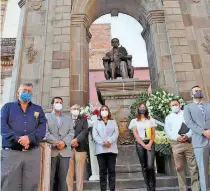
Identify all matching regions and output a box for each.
[0,82,119,191]
[165,85,210,191]
[1,82,210,191]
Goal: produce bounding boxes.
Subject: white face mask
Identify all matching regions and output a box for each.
[72,110,79,117]
[171,106,180,114]
[101,110,108,117]
[54,103,63,111]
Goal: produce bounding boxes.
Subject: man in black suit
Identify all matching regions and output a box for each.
[67,104,88,191]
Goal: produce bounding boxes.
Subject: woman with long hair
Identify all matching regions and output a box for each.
[129,102,156,191]
[92,105,119,191]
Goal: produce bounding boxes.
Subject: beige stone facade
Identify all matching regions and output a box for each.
[0,38,15,107]
[9,0,210,110]
[89,24,111,70]
[0,0,8,35]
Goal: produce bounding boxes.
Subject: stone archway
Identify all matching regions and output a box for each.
[11,0,208,110]
[69,0,177,106]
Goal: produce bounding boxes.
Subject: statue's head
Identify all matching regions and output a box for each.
[111,38,120,48]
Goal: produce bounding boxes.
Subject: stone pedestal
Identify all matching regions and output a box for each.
[96,78,150,179]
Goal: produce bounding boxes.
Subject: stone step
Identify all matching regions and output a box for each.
[82,176,190,190]
[85,187,189,191]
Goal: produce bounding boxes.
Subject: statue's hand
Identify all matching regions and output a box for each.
[118,54,126,60]
[103,56,110,61]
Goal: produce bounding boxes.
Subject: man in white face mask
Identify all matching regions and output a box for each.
[45,97,74,191]
[164,99,200,191]
[67,104,88,191]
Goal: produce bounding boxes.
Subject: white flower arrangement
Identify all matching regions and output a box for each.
[146,90,185,119]
[80,103,101,128]
[155,131,171,144]
[145,90,185,145]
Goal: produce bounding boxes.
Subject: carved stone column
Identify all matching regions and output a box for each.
[10,0,48,104]
[145,10,177,94]
[70,14,91,106]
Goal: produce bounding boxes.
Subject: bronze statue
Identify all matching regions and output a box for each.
[103,38,134,80]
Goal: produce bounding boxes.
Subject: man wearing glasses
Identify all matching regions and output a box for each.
[1,82,46,191]
[165,99,200,191]
[184,85,210,191]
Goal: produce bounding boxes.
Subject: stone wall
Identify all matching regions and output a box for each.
[161,0,210,101]
[44,0,71,109]
[0,0,8,35]
[0,38,15,107]
[146,10,177,94]
[89,24,111,70]
[10,0,72,109]
[163,0,196,98]
[10,0,210,110]
[179,0,210,100]
[10,0,48,105]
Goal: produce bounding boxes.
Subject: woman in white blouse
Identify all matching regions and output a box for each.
[129,102,156,191]
[92,105,119,191]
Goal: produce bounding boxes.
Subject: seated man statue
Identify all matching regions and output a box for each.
[103,38,134,80]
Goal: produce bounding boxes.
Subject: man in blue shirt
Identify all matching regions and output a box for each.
[1,82,46,191]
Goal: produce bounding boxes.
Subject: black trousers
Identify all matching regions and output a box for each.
[136,141,156,191]
[97,153,117,191]
[50,154,70,191]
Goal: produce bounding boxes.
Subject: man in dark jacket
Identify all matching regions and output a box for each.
[67,104,88,191]
[1,82,46,191]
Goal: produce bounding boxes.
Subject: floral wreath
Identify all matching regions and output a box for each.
[80,103,100,119]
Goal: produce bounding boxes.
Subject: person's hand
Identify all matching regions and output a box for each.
[24,144,29,150]
[144,144,151,151]
[72,142,79,148]
[71,139,79,147]
[56,141,65,150]
[203,130,210,139]
[181,135,188,142]
[104,141,111,148]
[177,136,183,142]
[18,136,30,147]
[104,141,109,148]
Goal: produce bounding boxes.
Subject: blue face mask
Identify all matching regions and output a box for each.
[20,91,32,102]
[193,91,203,99]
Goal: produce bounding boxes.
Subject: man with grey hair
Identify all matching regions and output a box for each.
[184,85,210,191]
[1,82,46,191]
[67,104,88,191]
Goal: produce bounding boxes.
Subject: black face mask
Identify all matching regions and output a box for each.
[138,108,146,114]
[193,91,203,99]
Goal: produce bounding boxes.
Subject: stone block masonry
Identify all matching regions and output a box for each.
[163,0,197,100]
[50,0,71,108]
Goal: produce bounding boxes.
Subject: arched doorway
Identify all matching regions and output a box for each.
[69,0,175,106]
[88,13,150,104]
